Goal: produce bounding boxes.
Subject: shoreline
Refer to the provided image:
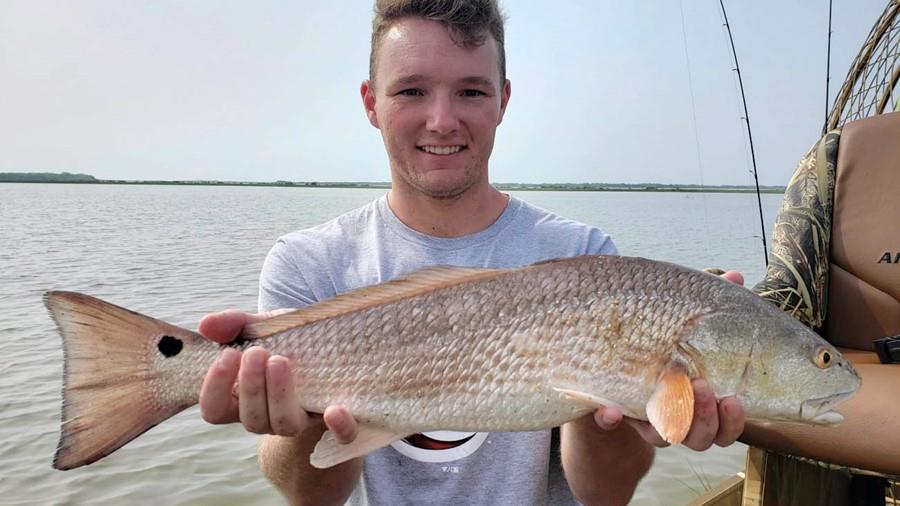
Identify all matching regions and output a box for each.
[0,180,785,194]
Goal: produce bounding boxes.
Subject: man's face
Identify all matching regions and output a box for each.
[362,17,510,199]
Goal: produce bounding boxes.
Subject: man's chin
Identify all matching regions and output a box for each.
[409,174,480,200]
[419,184,472,200]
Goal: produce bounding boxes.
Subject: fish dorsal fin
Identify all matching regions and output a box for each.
[530,255,593,267]
[242,265,503,339]
[646,363,695,444]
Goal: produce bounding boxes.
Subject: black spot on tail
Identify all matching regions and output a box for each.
[158,336,183,357]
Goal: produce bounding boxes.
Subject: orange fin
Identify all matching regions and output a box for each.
[310,424,408,469]
[243,266,502,339]
[646,364,694,444]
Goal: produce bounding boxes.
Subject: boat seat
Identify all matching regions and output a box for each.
[742,111,900,478]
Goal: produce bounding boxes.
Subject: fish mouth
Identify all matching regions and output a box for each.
[799,390,856,425]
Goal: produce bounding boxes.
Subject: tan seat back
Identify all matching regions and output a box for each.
[826,111,900,350]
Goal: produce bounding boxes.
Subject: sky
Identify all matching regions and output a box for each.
[0,1,889,186]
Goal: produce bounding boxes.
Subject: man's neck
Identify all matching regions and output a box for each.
[386,183,509,238]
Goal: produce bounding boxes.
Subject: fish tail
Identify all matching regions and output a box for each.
[44,291,214,470]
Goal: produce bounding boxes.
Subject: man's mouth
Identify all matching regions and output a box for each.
[418,145,466,155]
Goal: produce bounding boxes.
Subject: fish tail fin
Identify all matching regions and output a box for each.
[44,291,214,470]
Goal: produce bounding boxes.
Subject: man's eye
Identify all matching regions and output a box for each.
[399,89,423,97]
[462,89,486,97]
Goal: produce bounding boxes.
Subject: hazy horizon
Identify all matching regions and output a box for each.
[1,170,792,188]
[0,1,888,186]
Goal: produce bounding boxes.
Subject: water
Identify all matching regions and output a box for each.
[0,183,782,505]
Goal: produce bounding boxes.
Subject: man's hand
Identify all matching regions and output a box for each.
[593,381,746,450]
[592,269,747,450]
[197,309,358,443]
[197,310,364,505]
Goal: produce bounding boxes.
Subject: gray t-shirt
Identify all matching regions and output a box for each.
[258,194,618,506]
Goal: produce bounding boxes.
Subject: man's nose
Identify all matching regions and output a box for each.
[425,94,460,134]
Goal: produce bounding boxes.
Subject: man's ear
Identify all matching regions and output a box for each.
[497,79,511,125]
[361,80,380,129]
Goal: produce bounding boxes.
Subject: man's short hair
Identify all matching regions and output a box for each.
[369,0,506,86]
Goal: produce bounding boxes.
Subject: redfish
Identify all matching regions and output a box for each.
[44,255,860,470]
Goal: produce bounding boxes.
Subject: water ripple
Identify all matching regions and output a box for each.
[0,184,779,505]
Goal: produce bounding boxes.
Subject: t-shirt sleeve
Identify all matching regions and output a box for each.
[257,239,317,312]
[588,228,619,256]
[521,199,619,260]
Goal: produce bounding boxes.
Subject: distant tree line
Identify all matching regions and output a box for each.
[0,172,97,182]
[0,172,784,193]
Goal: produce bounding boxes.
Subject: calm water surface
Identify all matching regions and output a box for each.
[0,184,782,505]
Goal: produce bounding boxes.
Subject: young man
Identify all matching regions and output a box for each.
[198,1,745,504]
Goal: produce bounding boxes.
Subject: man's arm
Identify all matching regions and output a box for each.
[561,414,654,506]
[257,419,362,506]
[198,311,362,506]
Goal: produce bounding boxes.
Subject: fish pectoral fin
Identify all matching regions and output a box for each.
[646,364,694,444]
[309,424,408,469]
[552,387,619,410]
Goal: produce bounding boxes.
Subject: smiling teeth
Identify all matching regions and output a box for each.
[421,145,463,155]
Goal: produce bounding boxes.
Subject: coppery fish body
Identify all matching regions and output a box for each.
[266,256,707,429]
[45,255,861,470]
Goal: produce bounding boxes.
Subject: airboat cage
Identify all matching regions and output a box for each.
[828,0,900,130]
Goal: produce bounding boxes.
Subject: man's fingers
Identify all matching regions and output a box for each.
[594,379,746,451]
[238,347,272,434]
[200,348,241,424]
[721,270,744,286]
[323,405,359,445]
[198,310,252,343]
[200,347,313,437]
[593,405,623,431]
[714,397,745,447]
[682,379,719,451]
[198,309,295,344]
[265,355,307,437]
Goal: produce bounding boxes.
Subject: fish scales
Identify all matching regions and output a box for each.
[44,254,861,470]
[249,256,722,430]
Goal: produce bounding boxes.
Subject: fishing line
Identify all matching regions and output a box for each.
[678,0,712,265]
[717,0,769,267]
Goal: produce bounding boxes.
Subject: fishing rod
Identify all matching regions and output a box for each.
[718,0,769,267]
[825,0,834,133]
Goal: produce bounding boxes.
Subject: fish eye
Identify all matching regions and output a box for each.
[813,347,833,369]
